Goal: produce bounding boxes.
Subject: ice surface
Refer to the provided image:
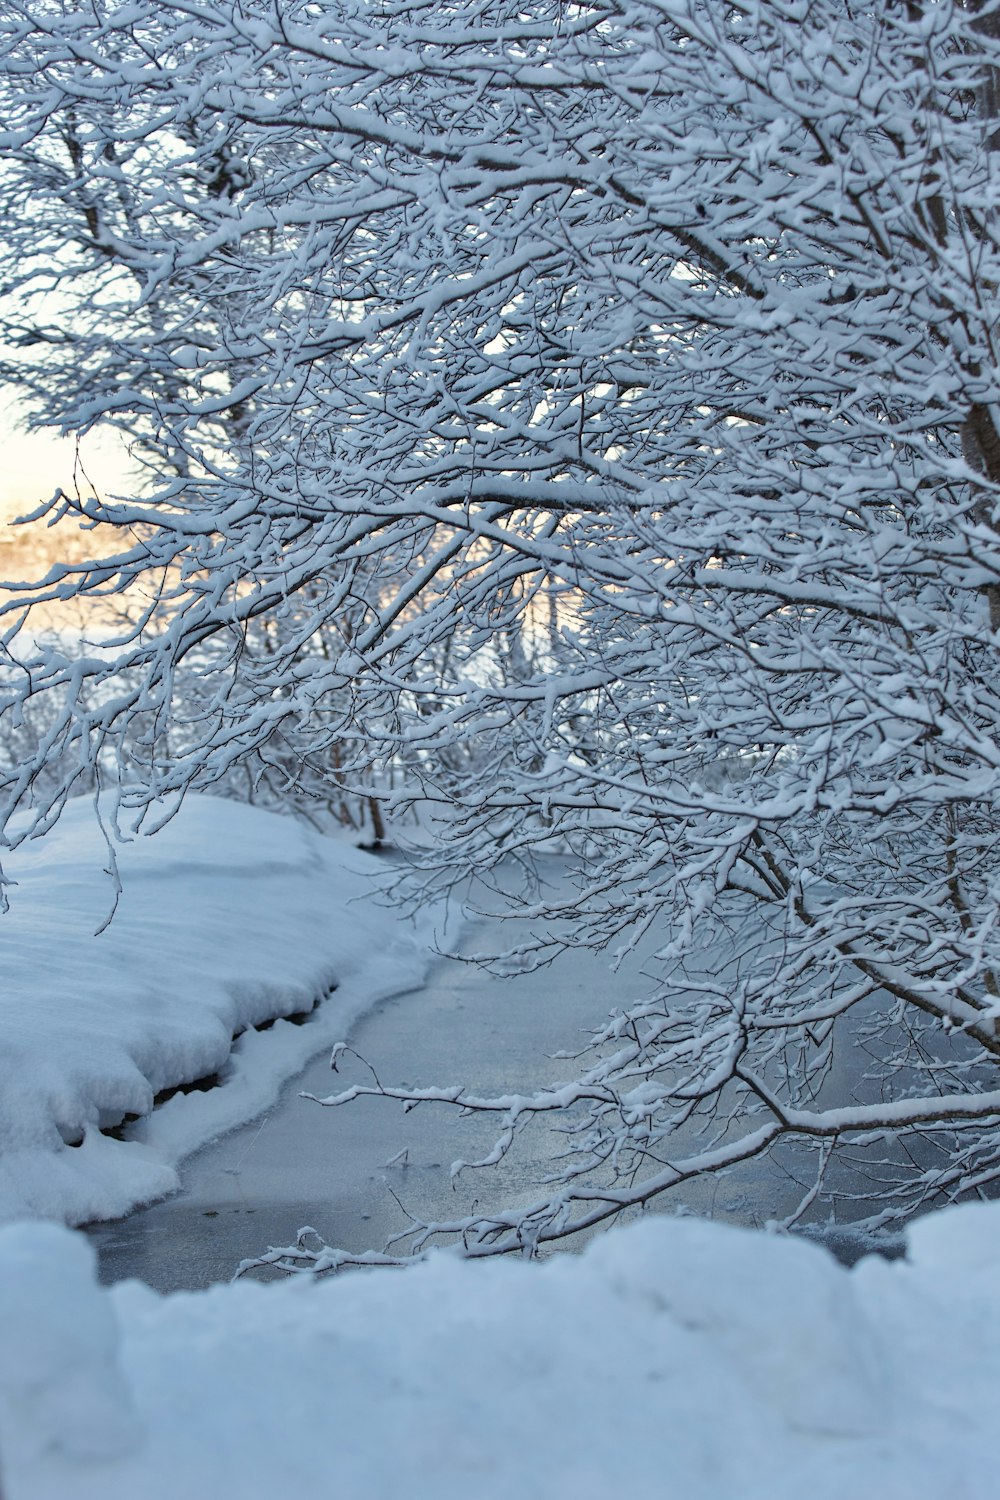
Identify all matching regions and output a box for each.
[0,1206,996,1499]
[0,795,431,1227]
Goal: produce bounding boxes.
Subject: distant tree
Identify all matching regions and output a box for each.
[0,7,387,835]
[4,0,1000,1255]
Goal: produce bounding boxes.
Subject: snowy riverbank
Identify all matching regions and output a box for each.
[2,1203,997,1499]
[0,796,433,1227]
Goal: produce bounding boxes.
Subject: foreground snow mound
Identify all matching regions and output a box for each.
[0,795,430,1226]
[0,1206,997,1500]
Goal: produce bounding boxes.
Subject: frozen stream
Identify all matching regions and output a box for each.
[86,871,896,1292]
[85,893,807,1292]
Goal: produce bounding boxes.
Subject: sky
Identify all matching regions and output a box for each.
[0,391,137,528]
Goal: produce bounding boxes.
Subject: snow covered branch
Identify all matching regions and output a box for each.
[4,0,1000,1246]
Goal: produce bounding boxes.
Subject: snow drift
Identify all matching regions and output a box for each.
[0,795,430,1226]
[0,1203,997,1499]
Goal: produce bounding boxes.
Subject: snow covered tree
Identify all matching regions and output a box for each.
[0,3,388,834]
[4,0,1000,1254]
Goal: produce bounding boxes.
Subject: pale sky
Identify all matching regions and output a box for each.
[0,392,138,526]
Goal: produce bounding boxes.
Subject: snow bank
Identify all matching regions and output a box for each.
[1,1204,997,1499]
[0,795,431,1227]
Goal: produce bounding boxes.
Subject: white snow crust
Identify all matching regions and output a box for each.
[0,795,431,1227]
[1,1204,998,1499]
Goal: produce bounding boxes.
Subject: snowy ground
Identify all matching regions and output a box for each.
[0,795,433,1227]
[2,1202,998,1500]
